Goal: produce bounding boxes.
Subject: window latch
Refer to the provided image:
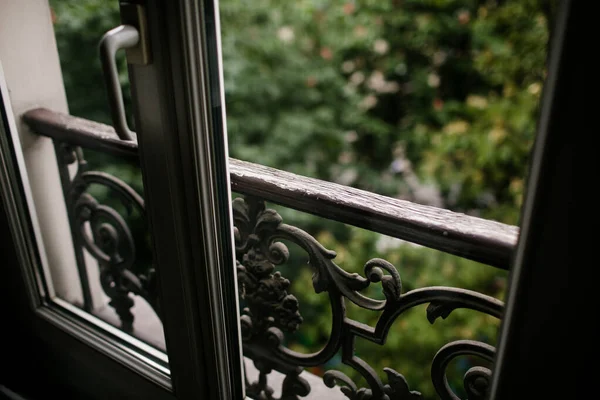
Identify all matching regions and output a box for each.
[98,2,150,141]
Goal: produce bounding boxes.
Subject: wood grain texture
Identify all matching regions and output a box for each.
[23,108,138,159]
[24,108,518,269]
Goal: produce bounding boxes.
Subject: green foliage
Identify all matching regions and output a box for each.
[50,0,129,125]
[51,0,548,398]
[221,0,548,224]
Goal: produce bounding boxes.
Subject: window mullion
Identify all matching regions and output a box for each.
[125,0,243,398]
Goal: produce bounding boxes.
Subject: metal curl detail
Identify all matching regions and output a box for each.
[59,144,157,333]
[74,194,136,268]
[323,367,422,400]
[463,366,492,400]
[363,258,402,305]
[323,370,359,397]
[431,340,495,400]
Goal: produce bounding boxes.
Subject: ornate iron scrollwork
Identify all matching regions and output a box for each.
[231,196,504,400]
[235,197,303,338]
[233,197,310,399]
[430,340,495,400]
[57,143,503,398]
[59,143,158,333]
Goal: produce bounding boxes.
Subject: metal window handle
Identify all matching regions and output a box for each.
[99,25,139,141]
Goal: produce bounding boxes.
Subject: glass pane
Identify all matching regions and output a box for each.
[222,0,548,225]
[221,1,549,399]
[42,0,166,355]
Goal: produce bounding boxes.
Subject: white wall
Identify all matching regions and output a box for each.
[0,0,92,306]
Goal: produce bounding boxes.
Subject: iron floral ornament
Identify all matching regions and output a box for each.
[58,145,503,399]
[232,196,503,400]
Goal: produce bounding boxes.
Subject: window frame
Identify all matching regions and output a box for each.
[124,0,244,398]
[0,0,244,399]
[0,58,174,400]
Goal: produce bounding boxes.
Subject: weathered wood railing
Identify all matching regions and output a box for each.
[24,107,518,400]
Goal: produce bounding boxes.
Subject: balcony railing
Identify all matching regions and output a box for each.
[24,107,518,400]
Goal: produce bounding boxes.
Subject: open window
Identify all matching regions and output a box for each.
[0,1,583,399]
[1,1,242,398]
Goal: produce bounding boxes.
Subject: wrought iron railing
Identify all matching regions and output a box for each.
[24,107,518,400]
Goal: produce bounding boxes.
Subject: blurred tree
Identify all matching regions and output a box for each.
[220,0,548,224]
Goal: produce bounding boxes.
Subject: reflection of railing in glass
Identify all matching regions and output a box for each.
[54,142,159,331]
[24,108,518,400]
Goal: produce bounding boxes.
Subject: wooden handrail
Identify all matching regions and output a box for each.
[24,108,518,269]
